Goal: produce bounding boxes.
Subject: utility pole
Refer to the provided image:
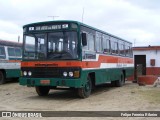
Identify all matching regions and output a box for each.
[48,16,59,20]
[82,7,84,23]
[18,36,20,43]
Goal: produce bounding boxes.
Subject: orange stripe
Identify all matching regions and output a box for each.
[21,55,133,68]
[9,60,21,63]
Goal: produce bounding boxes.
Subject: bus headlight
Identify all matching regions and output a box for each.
[69,72,73,77]
[28,71,32,76]
[23,71,27,76]
[63,72,67,77]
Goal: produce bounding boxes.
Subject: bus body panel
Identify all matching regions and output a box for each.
[19,67,134,87]
[20,54,134,87]
[19,77,83,88]
[5,69,21,78]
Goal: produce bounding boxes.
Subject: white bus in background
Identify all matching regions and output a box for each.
[0,40,22,84]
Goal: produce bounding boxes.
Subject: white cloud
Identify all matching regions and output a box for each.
[0,0,160,46]
[0,31,22,43]
[0,20,22,42]
[0,20,20,33]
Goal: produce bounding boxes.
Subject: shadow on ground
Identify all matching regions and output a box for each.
[27,83,122,100]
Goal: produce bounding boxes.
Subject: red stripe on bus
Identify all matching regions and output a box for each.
[21,55,133,68]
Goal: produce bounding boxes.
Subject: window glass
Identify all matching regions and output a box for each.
[0,46,5,56]
[88,34,95,51]
[111,41,115,54]
[96,34,102,52]
[114,42,118,54]
[24,34,46,59]
[125,46,131,57]
[48,31,78,59]
[0,46,6,59]
[82,32,89,50]
[15,48,22,57]
[8,47,15,56]
[111,38,118,54]
[25,36,35,52]
[103,37,110,53]
[103,38,107,52]
[106,40,110,53]
[119,44,125,55]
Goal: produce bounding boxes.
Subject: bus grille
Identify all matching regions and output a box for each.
[33,67,60,78]
[22,67,80,78]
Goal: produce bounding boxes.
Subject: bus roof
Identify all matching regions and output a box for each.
[23,20,132,44]
[0,39,22,47]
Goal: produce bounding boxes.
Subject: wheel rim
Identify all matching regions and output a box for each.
[85,80,91,92]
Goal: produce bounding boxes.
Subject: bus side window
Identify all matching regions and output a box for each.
[82,32,96,60]
[110,37,118,55]
[96,34,102,52]
[15,48,22,57]
[8,47,15,56]
[103,37,110,53]
[82,32,89,50]
[82,33,87,46]
[0,46,6,59]
[130,45,133,57]
[88,33,95,51]
[125,46,130,57]
[110,41,114,54]
[114,42,118,54]
[119,44,125,56]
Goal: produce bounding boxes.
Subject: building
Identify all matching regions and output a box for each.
[132,46,160,85]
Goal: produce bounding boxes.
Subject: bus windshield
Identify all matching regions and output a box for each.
[24,31,78,60]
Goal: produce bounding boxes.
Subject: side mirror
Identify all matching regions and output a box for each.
[81,33,87,46]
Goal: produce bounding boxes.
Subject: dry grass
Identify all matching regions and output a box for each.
[138,87,160,104]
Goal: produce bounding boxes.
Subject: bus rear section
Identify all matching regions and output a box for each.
[0,40,22,84]
[19,20,134,98]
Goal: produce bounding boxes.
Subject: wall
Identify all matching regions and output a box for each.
[133,49,160,76]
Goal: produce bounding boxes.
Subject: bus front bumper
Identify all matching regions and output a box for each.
[19,77,82,88]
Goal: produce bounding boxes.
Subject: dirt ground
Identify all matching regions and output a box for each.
[0,80,160,120]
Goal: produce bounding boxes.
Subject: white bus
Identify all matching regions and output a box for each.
[0,40,22,84]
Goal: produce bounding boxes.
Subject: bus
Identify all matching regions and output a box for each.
[0,40,22,84]
[19,20,134,98]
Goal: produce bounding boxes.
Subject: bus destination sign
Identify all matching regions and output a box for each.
[27,24,69,32]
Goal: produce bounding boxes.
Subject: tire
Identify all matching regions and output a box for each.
[35,86,50,96]
[78,76,92,98]
[115,73,125,87]
[0,71,5,85]
[111,80,116,87]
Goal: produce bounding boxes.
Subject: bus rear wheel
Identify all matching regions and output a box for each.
[115,73,125,87]
[0,71,5,85]
[35,86,50,96]
[78,76,92,98]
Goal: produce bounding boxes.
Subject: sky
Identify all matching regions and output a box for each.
[0,0,160,46]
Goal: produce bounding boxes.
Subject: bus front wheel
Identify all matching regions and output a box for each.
[35,86,50,96]
[78,76,92,98]
[0,71,5,85]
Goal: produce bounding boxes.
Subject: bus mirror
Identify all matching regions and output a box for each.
[82,33,87,46]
